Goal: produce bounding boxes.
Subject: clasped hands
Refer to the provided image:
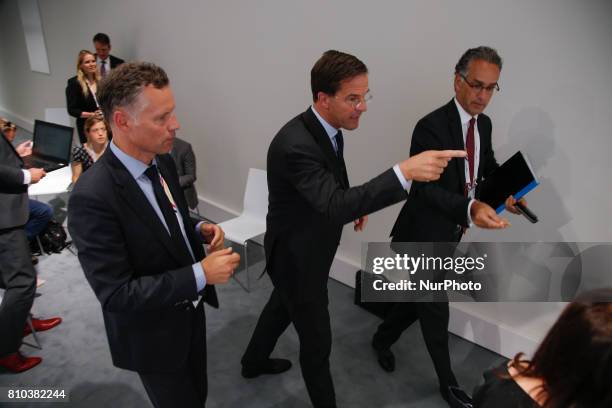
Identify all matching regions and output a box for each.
[199,223,241,285]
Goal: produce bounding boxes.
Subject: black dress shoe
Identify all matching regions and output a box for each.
[373,346,395,372]
[241,358,292,378]
[445,385,473,408]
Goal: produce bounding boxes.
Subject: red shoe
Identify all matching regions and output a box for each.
[0,352,42,373]
[23,316,62,336]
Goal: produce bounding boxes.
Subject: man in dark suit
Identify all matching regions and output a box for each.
[93,33,125,77]
[240,50,466,408]
[171,137,198,210]
[371,46,524,404]
[0,131,45,372]
[68,62,240,408]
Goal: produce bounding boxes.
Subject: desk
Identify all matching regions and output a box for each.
[28,165,72,196]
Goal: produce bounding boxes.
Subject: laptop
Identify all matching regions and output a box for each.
[22,120,74,172]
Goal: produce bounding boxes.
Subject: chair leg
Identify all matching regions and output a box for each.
[23,315,42,350]
[245,240,250,292]
[230,241,251,293]
[35,235,45,255]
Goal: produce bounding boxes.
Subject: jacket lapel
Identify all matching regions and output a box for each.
[157,155,204,260]
[446,100,467,192]
[476,119,489,183]
[102,149,188,265]
[301,108,348,188]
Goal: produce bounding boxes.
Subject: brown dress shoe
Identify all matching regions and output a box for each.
[0,352,42,373]
[23,316,62,336]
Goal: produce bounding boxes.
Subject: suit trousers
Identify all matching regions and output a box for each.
[0,228,36,357]
[138,300,207,408]
[242,287,336,408]
[372,301,458,391]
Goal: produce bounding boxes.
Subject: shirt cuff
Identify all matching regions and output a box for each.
[192,262,207,292]
[467,199,475,228]
[393,164,412,191]
[22,169,31,185]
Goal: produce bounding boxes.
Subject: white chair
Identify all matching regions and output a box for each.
[0,288,41,349]
[217,168,268,292]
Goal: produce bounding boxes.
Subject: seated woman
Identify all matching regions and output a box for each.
[65,50,103,144]
[71,116,108,184]
[473,288,612,408]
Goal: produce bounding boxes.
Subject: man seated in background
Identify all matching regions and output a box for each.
[170,136,199,211]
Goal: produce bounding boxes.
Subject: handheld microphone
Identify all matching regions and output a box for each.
[515,201,538,223]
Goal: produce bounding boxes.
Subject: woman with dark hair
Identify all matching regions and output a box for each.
[70,116,108,184]
[473,288,612,407]
[65,50,103,144]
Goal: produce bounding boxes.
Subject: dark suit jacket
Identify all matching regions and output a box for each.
[170,137,198,209]
[95,54,125,69]
[68,147,218,373]
[65,76,99,142]
[391,99,499,242]
[0,134,28,229]
[265,107,407,302]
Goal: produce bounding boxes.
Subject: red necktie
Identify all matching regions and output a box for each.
[466,117,476,191]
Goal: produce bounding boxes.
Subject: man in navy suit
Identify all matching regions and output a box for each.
[240,50,467,408]
[68,62,240,408]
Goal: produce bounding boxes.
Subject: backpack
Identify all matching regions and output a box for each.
[38,220,69,253]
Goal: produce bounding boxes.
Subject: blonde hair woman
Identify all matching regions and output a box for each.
[65,50,103,144]
[71,116,108,184]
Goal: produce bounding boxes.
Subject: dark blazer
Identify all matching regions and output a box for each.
[65,76,99,144]
[170,137,198,209]
[391,99,499,242]
[68,147,218,373]
[96,54,125,69]
[265,107,407,302]
[0,134,28,229]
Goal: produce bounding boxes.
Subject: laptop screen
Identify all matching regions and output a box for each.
[33,120,74,161]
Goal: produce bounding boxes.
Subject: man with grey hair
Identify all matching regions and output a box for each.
[371,46,525,405]
[68,61,240,407]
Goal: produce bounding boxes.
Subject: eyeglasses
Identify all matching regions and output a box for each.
[335,91,373,109]
[459,73,500,93]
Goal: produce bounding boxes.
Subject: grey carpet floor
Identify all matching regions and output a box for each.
[0,235,505,408]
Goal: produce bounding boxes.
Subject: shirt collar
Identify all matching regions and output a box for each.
[110,140,157,180]
[453,97,479,126]
[311,106,339,139]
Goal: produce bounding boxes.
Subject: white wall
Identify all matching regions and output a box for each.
[2,0,611,357]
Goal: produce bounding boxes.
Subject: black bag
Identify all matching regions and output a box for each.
[38,220,69,253]
[354,270,394,319]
